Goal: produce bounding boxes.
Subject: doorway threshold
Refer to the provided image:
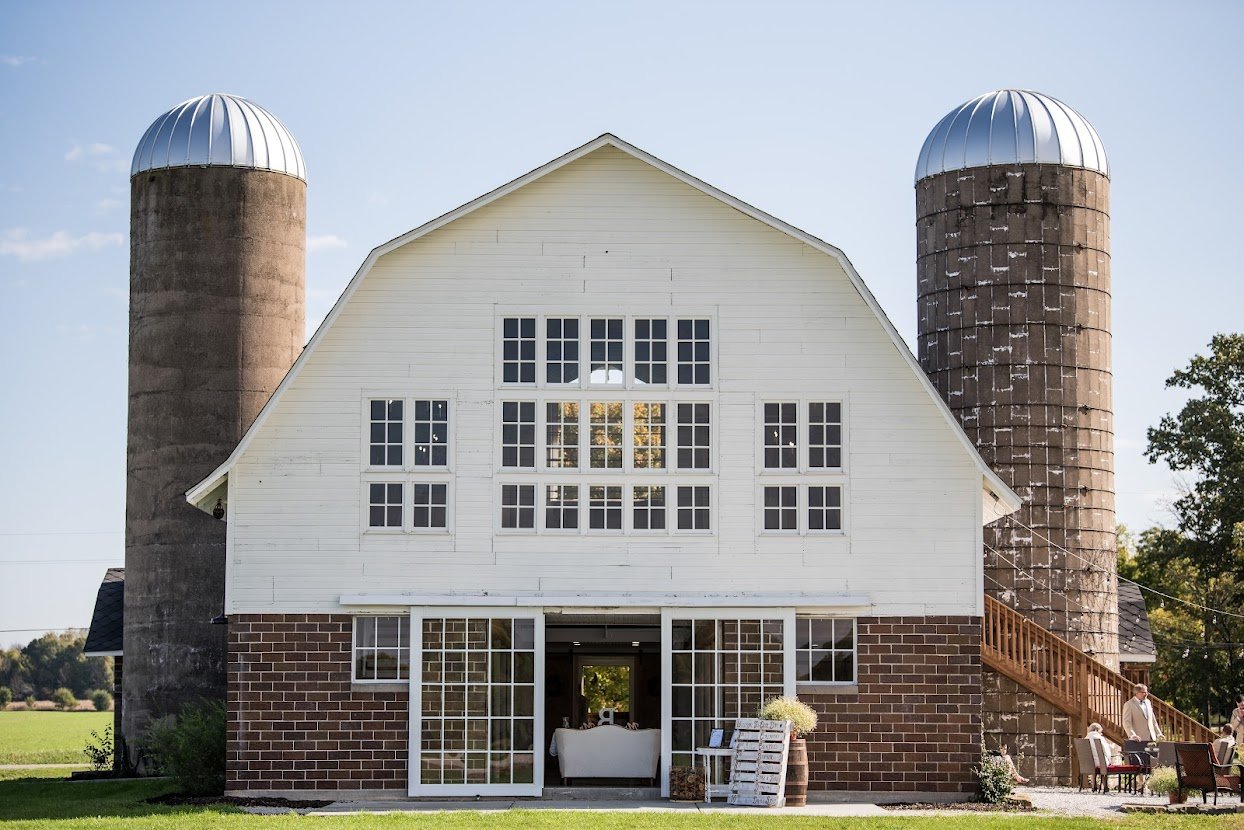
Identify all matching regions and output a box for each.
[541,786,661,801]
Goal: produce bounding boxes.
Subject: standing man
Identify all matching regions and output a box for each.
[1231,696,1244,742]
[1122,684,1164,742]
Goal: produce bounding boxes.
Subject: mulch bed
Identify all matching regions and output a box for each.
[146,794,333,809]
[881,801,1036,812]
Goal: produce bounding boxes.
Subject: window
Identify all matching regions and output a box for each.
[588,402,623,469]
[807,485,843,531]
[676,318,710,385]
[632,403,666,469]
[501,484,535,530]
[545,485,579,530]
[413,399,449,467]
[676,485,710,530]
[369,399,403,466]
[588,485,622,530]
[368,482,403,528]
[763,402,797,469]
[589,318,623,384]
[763,486,797,531]
[501,401,535,468]
[676,403,711,469]
[808,402,843,468]
[546,318,580,384]
[502,317,536,384]
[354,616,409,681]
[634,319,668,385]
[545,402,579,469]
[633,485,666,530]
[795,618,855,684]
[412,483,448,530]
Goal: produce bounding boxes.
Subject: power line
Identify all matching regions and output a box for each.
[998,515,1244,622]
[0,530,122,537]
[0,627,88,633]
[1,559,121,565]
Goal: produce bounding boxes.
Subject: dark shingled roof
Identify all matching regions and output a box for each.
[83,568,124,656]
[1118,580,1156,663]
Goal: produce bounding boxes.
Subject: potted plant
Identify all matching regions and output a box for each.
[1146,766,1195,804]
[758,696,818,807]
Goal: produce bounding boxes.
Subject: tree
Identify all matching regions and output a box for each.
[1132,334,1244,724]
[19,632,110,699]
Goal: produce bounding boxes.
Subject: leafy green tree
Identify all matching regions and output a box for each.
[52,687,77,711]
[20,632,110,699]
[0,686,12,707]
[1128,334,1244,724]
[581,665,631,716]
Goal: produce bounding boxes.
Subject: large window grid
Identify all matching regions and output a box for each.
[588,485,623,530]
[354,615,409,681]
[795,618,855,685]
[588,402,624,469]
[412,483,448,530]
[763,403,798,469]
[763,485,797,531]
[632,403,666,469]
[501,402,536,469]
[416,615,537,789]
[545,318,580,384]
[808,402,843,469]
[676,485,711,531]
[676,404,711,470]
[634,319,668,385]
[413,399,449,467]
[545,485,579,530]
[545,402,579,469]
[676,319,711,385]
[632,485,667,531]
[369,399,404,466]
[369,482,404,529]
[589,318,624,385]
[808,485,843,531]
[500,484,536,530]
[502,317,536,384]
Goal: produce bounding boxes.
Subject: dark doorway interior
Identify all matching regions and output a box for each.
[543,613,661,787]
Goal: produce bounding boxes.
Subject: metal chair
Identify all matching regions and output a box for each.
[1175,743,1241,805]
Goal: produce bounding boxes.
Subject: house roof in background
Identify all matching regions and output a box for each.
[1118,580,1156,664]
[83,568,124,657]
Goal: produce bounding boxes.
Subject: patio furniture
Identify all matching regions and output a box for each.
[695,746,733,803]
[550,725,660,785]
[1175,743,1242,805]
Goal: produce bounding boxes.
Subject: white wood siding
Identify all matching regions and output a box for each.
[226,146,982,616]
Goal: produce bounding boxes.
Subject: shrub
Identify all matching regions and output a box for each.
[975,755,1014,803]
[83,726,114,771]
[89,689,113,712]
[0,686,11,708]
[144,700,226,795]
[24,694,37,710]
[51,687,77,711]
[758,696,818,737]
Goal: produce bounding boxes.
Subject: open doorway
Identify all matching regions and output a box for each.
[575,656,633,726]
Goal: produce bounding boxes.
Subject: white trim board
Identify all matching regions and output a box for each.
[339,592,872,609]
[186,133,1021,520]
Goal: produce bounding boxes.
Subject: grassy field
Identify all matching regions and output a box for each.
[0,711,113,765]
[0,771,1243,830]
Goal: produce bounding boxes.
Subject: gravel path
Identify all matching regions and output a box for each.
[1022,786,1163,818]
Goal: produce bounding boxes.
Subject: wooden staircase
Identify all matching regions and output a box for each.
[982,595,1214,746]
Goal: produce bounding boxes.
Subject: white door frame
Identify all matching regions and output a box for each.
[658,607,795,797]
[407,606,545,797]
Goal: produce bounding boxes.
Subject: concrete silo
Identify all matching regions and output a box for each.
[125,94,306,749]
[915,90,1117,781]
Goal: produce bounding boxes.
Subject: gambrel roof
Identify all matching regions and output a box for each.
[187,133,1021,520]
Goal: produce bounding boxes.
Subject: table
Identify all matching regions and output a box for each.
[695,746,733,803]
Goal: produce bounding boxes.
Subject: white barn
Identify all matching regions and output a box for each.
[189,134,1018,799]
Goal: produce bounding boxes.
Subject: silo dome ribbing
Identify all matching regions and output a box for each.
[915,89,1117,784]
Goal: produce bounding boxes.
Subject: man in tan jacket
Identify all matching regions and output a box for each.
[1122,683,1164,741]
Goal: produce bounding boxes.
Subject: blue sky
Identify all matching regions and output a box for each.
[1,1,1241,644]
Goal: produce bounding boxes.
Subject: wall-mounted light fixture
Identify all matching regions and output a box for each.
[212,499,226,520]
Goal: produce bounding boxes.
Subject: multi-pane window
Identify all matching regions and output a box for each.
[763,403,798,469]
[354,616,409,681]
[676,319,711,385]
[501,484,535,530]
[676,403,711,469]
[795,618,855,684]
[545,402,579,469]
[545,485,579,530]
[369,482,403,528]
[589,318,624,384]
[413,399,449,467]
[634,319,668,385]
[588,485,622,530]
[632,403,666,469]
[588,402,623,469]
[808,485,843,531]
[502,317,536,384]
[676,485,710,531]
[763,486,797,531]
[501,401,536,468]
[633,485,666,530]
[808,402,843,468]
[369,399,403,466]
[546,318,580,384]
[412,483,448,530]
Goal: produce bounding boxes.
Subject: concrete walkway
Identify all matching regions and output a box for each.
[254,800,888,817]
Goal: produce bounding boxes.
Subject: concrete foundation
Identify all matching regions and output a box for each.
[123,166,305,750]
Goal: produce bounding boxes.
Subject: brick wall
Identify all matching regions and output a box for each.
[228,614,407,793]
[803,616,982,793]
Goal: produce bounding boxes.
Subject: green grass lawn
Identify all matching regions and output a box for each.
[0,771,1243,830]
[0,710,113,765]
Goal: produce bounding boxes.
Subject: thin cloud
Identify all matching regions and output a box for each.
[65,142,127,173]
[0,228,124,262]
[96,198,123,214]
[307,234,348,253]
[1,56,35,67]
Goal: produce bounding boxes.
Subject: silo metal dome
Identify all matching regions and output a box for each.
[131,93,305,180]
[915,89,1107,182]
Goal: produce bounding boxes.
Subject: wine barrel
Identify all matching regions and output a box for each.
[786,737,808,806]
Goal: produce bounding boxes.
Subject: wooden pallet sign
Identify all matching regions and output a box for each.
[727,718,790,807]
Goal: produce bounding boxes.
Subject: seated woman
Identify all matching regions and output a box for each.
[1214,724,1237,765]
[996,743,1028,785]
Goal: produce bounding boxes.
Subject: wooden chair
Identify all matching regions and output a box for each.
[1074,739,1100,792]
[1175,743,1242,805]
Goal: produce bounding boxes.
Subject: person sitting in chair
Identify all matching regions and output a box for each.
[996,743,1029,785]
[1214,724,1237,766]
